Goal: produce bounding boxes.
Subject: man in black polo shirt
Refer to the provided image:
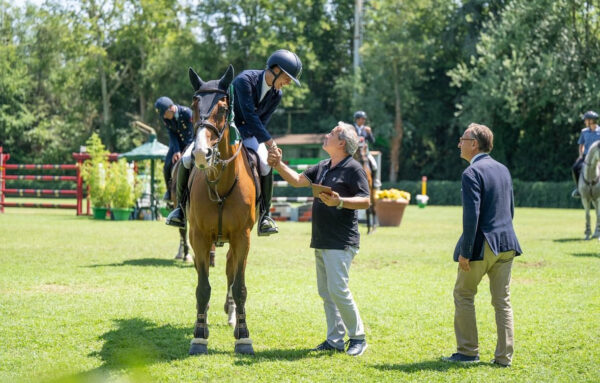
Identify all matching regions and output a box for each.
[268,121,370,357]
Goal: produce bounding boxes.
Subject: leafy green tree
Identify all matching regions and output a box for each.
[449,0,600,181]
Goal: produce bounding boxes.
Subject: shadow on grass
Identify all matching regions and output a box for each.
[572,252,600,258]
[553,237,583,243]
[85,258,193,268]
[233,348,336,365]
[372,360,487,373]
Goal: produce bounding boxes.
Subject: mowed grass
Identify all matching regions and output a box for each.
[0,205,598,383]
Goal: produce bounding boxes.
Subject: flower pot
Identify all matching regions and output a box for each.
[374,199,409,227]
[111,208,132,221]
[92,207,109,220]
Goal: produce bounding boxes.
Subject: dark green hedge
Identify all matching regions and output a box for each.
[274,178,581,208]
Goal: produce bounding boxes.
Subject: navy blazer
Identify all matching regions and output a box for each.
[453,154,522,262]
[163,105,194,153]
[233,70,282,143]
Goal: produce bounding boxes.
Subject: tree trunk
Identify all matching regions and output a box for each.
[99,59,112,148]
[389,62,403,183]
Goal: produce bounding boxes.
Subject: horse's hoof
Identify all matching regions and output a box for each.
[234,338,254,355]
[183,254,193,263]
[189,338,208,355]
[175,253,183,260]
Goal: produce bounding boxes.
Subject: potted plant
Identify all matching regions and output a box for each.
[80,133,111,219]
[107,159,136,220]
[374,188,411,227]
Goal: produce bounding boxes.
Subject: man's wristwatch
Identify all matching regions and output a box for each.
[336,199,344,210]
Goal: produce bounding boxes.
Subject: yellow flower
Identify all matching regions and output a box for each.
[375,188,411,202]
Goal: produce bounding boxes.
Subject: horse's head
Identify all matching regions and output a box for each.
[189,65,234,169]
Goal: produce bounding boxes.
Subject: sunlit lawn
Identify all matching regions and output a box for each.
[0,205,598,382]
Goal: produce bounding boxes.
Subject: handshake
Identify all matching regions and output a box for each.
[267,144,283,168]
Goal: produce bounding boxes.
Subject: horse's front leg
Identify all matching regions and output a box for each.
[593,199,600,239]
[177,227,193,262]
[224,248,236,327]
[229,229,254,355]
[188,235,213,355]
[582,198,592,240]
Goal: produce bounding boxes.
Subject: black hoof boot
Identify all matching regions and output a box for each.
[234,339,254,355]
[189,339,208,355]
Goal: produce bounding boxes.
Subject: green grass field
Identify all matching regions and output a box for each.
[0,205,599,382]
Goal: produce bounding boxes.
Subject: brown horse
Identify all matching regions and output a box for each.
[186,65,257,355]
[354,144,377,234]
[169,160,215,266]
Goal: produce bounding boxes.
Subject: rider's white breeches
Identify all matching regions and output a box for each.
[243,137,271,176]
[182,144,194,170]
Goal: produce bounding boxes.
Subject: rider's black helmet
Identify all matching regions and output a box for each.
[354,110,367,120]
[583,110,599,121]
[267,49,302,86]
[155,96,174,117]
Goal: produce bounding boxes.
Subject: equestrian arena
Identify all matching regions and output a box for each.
[0,202,598,382]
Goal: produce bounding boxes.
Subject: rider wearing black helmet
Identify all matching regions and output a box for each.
[353,110,380,188]
[155,96,194,202]
[572,110,600,198]
[232,49,302,236]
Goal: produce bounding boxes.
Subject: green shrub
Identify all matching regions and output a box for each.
[80,133,110,208]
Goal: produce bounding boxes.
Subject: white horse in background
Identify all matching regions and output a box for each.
[577,140,600,240]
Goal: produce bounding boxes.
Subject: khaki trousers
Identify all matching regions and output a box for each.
[453,241,515,365]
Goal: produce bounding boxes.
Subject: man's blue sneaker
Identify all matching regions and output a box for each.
[442,352,480,363]
[311,340,344,353]
[346,339,368,356]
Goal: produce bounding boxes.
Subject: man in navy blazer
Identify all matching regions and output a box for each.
[233,49,302,236]
[443,123,522,367]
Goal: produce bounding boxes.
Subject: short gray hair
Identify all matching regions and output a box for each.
[337,121,359,155]
[467,123,493,153]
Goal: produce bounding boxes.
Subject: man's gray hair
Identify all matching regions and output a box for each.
[337,121,359,155]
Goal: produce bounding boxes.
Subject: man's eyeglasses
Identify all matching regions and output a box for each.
[459,137,476,143]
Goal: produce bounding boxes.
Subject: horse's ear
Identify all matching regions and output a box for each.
[189,67,204,91]
[219,64,234,90]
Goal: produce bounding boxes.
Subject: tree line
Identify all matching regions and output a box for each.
[1,0,599,182]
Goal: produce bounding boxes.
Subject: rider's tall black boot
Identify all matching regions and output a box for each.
[166,164,190,228]
[258,170,278,236]
[163,166,172,201]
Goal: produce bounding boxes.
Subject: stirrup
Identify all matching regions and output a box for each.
[166,207,186,228]
[571,189,581,199]
[258,216,278,236]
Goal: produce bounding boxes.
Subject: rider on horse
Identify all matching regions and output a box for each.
[165,50,302,233]
[572,110,600,198]
[353,111,381,188]
[154,96,194,202]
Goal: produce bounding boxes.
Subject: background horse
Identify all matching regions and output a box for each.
[169,160,215,266]
[353,144,377,234]
[186,65,257,355]
[577,140,600,240]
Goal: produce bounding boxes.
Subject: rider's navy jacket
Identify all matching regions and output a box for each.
[354,123,375,145]
[233,70,282,143]
[163,105,194,153]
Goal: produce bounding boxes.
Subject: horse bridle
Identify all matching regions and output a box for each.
[192,85,243,247]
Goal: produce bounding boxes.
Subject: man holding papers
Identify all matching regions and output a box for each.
[268,122,370,356]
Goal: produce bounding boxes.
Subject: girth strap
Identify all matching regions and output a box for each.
[215,177,239,247]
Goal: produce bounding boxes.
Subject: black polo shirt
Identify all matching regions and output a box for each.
[303,155,370,250]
